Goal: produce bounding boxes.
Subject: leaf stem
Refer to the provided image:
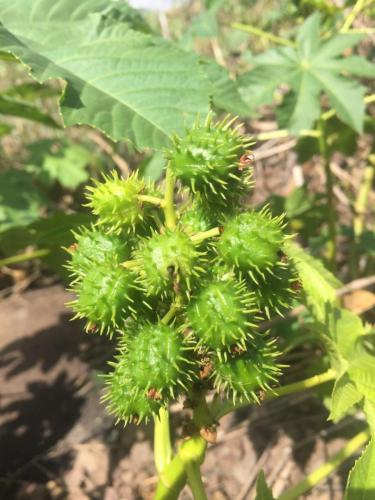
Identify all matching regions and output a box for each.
[0,248,50,267]
[278,428,370,500]
[164,162,177,230]
[155,436,207,500]
[232,22,296,47]
[318,119,336,271]
[185,461,208,500]
[350,154,375,277]
[154,407,173,475]
[121,259,138,269]
[340,0,368,32]
[161,298,182,325]
[190,227,221,243]
[137,194,166,207]
[256,129,321,141]
[211,369,336,420]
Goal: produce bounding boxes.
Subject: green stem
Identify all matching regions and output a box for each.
[0,248,50,267]
[154,407,173,475]
[350,154,375,277]
[232,22,296,47]
[256,129,320,141]
[164,163,177,230]
[340,0,368,32]
[318,119,336,271]
[137,194,166,207]
[153,161,177,496]
[354,155,374,242]
[190,227,221,244]
[161,297,182,325]
[185,461,208,500]
[211,369,336,420]
[155,436,207,500]
[121,259,138,269]
[278,428,371,500]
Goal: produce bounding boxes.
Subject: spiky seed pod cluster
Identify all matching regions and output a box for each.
[166,114,253,211]
[66,114,300,425]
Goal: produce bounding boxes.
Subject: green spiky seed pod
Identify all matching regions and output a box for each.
[217,208,286,281]
[187,279,258,350]
[248,264,299,319]
[134,230,203,296]
[103,361,163,424]
[85,171,160,234]
[70,263,138,335]
[213,337,281,402]
[123,323,195,397]
[66,226,131,279]
[166,114,253,209]
[179,202,214,235]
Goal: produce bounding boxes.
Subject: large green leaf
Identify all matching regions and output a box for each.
[0,0,211,149]
[238,13,375,133]
[345,439,375,500]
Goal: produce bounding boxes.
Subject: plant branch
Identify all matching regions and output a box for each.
[155,435,207,500]
[164,162,177,230]
[318,119,336,271]
[278,428,370,499]
[154,407,173,475]
[185,460,208,500]
[340,0,368,32]
[190,227,221,243]
[232,22,296,47]
[211,369,336,420]
[0,248,50,267]
[350,154,375,277]
[137,194,166,207]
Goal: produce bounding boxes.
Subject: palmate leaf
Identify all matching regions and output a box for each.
[238,13,375,133]
[0,0,212,149]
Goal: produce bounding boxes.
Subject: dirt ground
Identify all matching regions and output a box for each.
[0,284,364,500]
